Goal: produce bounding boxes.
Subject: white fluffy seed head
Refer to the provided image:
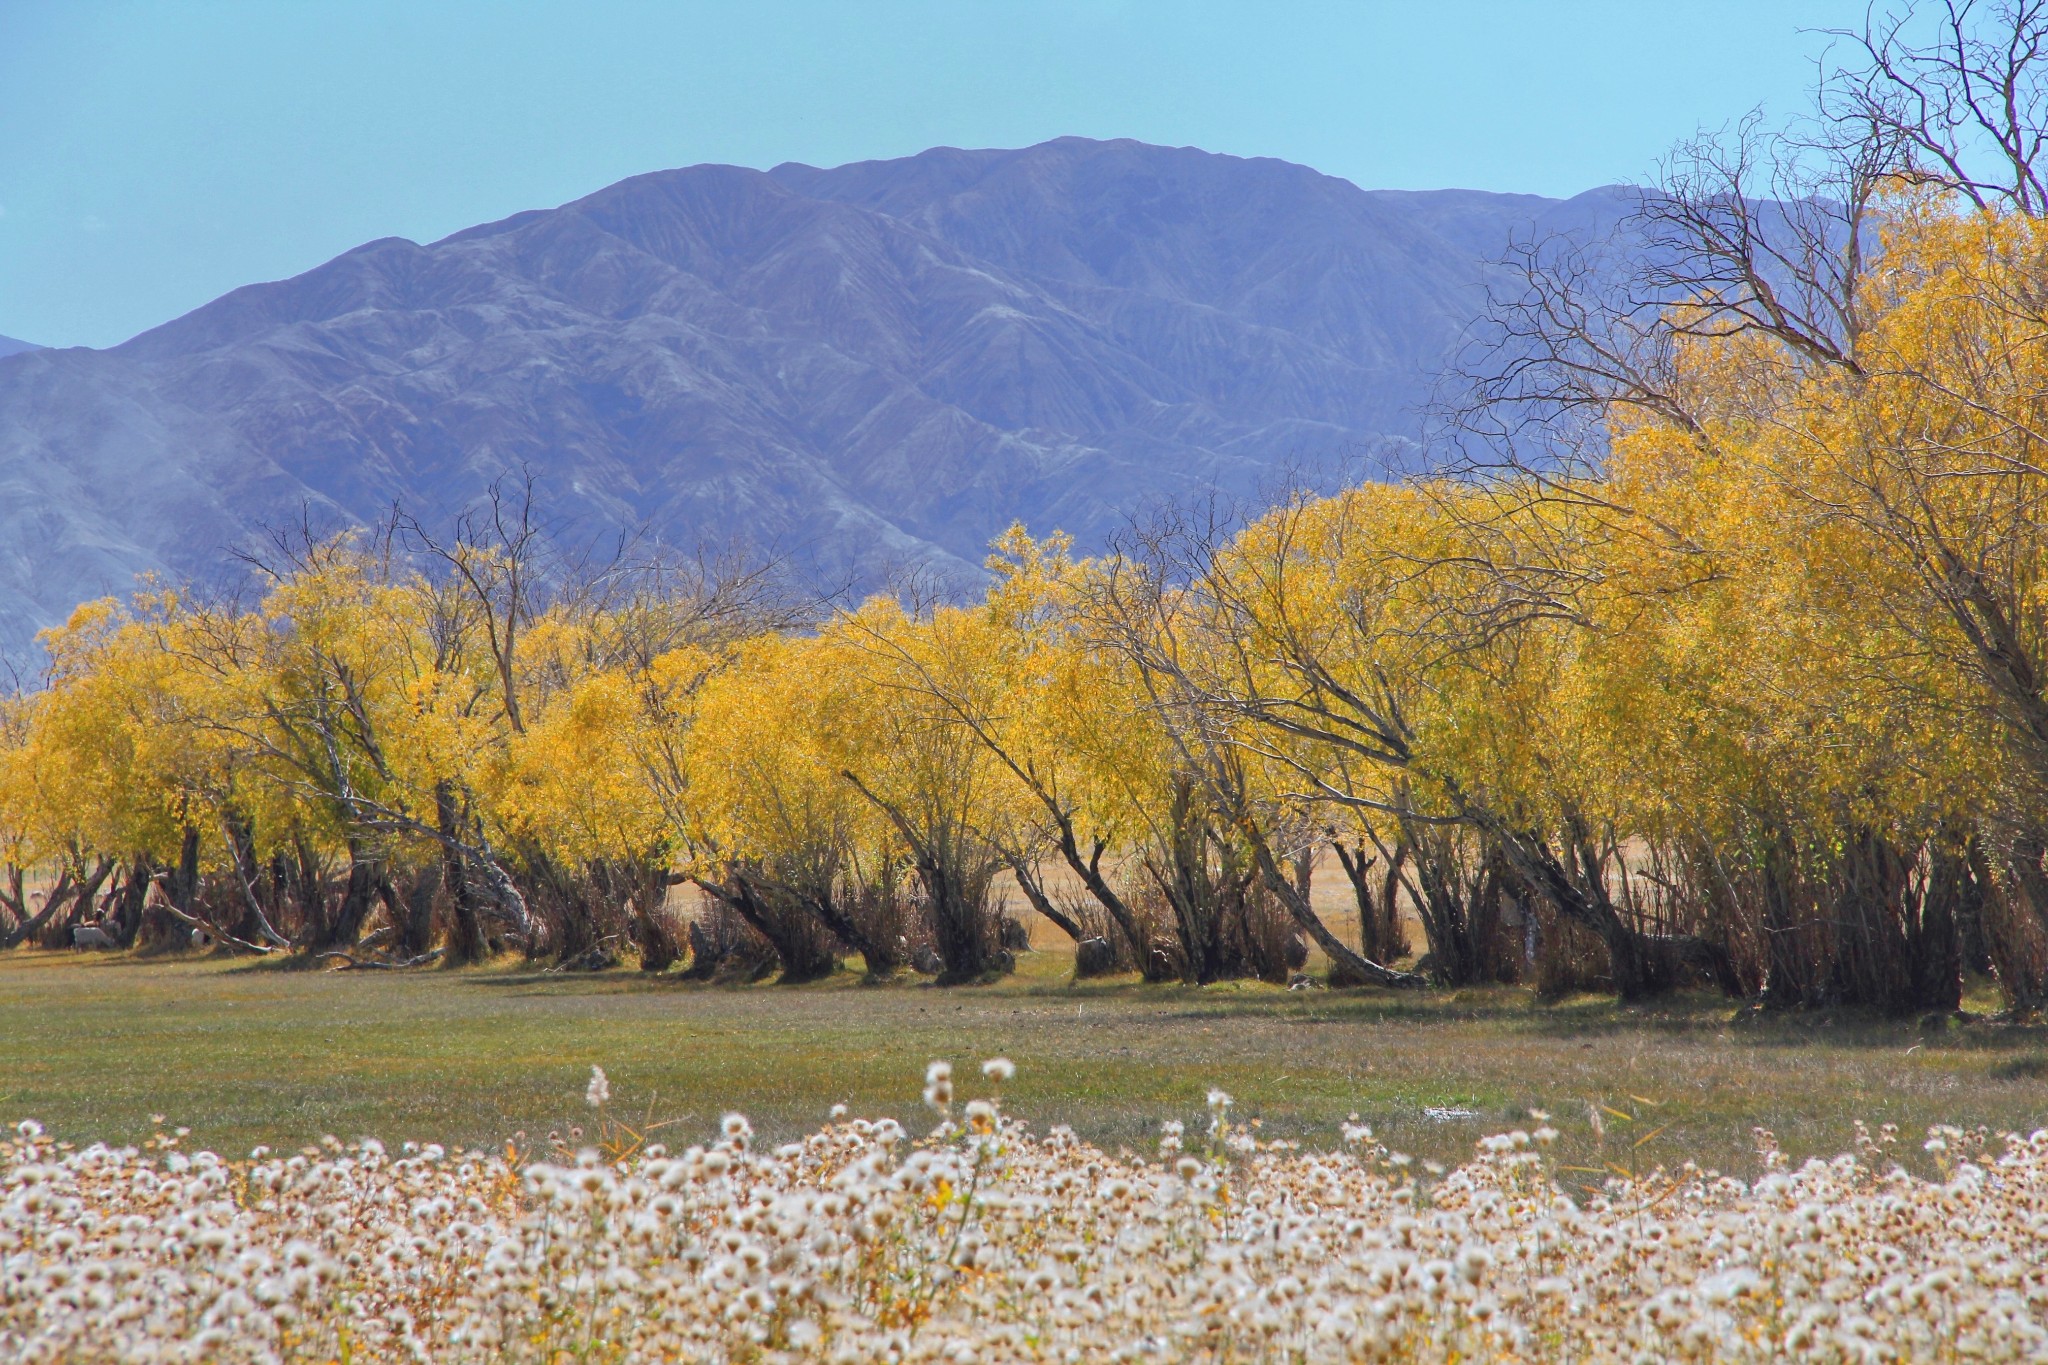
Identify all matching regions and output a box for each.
[4,1072,2039,1363]
[924,1061,955,1112]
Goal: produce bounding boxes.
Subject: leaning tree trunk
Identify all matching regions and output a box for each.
[1484,812,1737,1002]
[1237,819,1423,988]
[138,827,203,953]
[106,856,152,948]
[1046,818,1156,977]
[436,780,488,965]
[694,869,841,983]
[624,863,684,973]
[0,865,76,950]
[32,856,115,950]
[1004,853,1087,945]
[1333,838,1409,968]
[841,772,1004,984]
[793,881,898,979]
[304,840,379,954]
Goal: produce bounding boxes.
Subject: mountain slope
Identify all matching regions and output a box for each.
[0,139,1630,654]
[0,335,39,360]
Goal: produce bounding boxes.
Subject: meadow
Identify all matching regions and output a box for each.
[4,949,2045,1179]
[8,948,2048,1362]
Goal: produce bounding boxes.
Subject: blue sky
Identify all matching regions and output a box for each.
[3,0,1874,349]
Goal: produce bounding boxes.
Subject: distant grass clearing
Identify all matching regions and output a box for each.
[4,950,2044,1176]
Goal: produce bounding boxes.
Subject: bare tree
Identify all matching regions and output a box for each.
[1830,0,2048,214]
[1434,0,2048,1006]
[394,471,549,735]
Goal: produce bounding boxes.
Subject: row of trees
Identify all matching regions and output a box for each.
[4,3,2047,1014]
[0,501,1397,992]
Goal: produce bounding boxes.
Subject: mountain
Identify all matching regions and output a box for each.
[0,138,1633,655]
[0,336,39,360]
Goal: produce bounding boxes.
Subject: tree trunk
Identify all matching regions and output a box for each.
[220,808,268,946]
[1051,824,1160,978]
[1333,838,1408,967]
[33,856,115,949]
[1982,826,2048,1014]
[627,861,683,972]
[384,865,440,957]
[840,771,1002,984]
[694,870,841,982]
[437,780,488,964]
[1907,836,1968,1014]
[793,883,894,978]
[138,827,202,952]
[1488,814,1735,1002]
[287,837,330,945]
[1148,780,1230,983]
[1004,853,1085,943]
[305,840,378,953]
[107,857,151,948]
[1239,819,1423,988]
[0,866,76,950]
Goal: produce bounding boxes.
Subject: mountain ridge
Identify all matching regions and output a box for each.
[0,139,1633,655]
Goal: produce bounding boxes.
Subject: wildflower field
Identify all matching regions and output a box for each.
[6,955,2048,1361]
[8,1054,2048,1364]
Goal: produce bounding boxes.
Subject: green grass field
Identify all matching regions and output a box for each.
[4,948,2045,1177]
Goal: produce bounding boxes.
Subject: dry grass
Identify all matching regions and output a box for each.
[2,947,2044,1177]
